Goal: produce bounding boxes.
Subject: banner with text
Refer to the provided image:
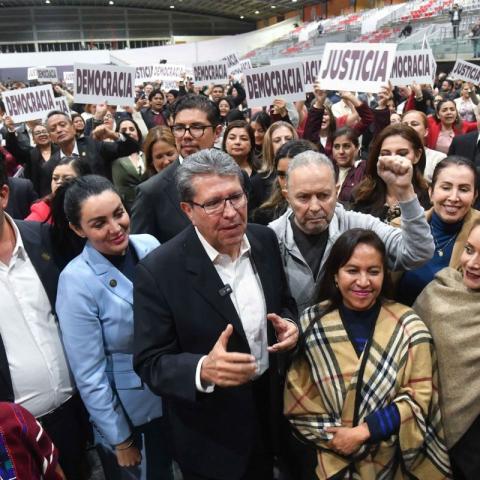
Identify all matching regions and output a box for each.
[228,59,253,78]
[390,49,435,86]
[74,63,135,105]
[27,67,40,81]
[54,96,70,117]
[63,71,74,85]
[193,61,229,87]
[3,84,56,123]
[450,59,480,85]
[271,56,322,89]
[37,67,58,83]
[320,42,397,93]
[135,64,186,85]
[244,63,306,108]
[222,53,240,69]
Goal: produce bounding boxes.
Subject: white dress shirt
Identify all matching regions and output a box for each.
[194,228,268,392]
[60,140,79,159]
[0,214,74,417]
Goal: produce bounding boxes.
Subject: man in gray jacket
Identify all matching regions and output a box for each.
[268,151,434,312]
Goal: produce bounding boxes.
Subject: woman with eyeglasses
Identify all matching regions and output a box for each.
[4,117,59,196]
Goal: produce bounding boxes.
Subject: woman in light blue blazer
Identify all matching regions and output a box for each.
[56,175,172,480]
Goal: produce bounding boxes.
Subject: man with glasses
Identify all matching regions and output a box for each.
[134,149,298,480]
[131,94,223,242]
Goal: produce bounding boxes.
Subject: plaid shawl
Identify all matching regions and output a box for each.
[285,301,452,479]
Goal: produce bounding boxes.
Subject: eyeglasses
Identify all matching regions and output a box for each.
[171,124,214,139]
[190,191,246,215]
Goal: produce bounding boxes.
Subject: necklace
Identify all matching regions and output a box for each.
[432,232,458,257]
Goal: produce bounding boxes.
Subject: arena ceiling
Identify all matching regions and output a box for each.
[0,0,318,21]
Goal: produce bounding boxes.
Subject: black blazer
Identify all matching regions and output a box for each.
[0,220,60,402]
[140,107,169,129]
[133,224,297,479]
[6,177,38,219]
[5,131,60,196]
[47,134,140,190]
[130,160,190,243]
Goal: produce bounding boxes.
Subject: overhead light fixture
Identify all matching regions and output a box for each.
[170,5,175,8]
[254,10,259,14]
[271,5,276,8]
[45,0,50,3]
[108,0,114,4]
[240,15,244,19]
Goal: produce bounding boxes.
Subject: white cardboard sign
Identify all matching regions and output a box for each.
[450,59,480,85]
[271,56,322,89]
[192,61,229,87]
[37,67,58,83]
[390,49,435,86]
[54,96,71,117]
[244,63,306,108]
[135,64,186,84]
[74,63,135,105]
[27,67,39,81]
[222,53,240,69]
[3,84,56,123]
[319,42,397,93]
[63,71,75,85]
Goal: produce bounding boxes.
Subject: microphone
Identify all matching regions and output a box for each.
[218,284,233,297]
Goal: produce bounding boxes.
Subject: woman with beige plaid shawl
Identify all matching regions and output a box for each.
[285,229,452,479]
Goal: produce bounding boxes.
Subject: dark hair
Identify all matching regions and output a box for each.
[225,109,245,123]
[221,120,257,169]
[212,84,225,92]
[148,88,165,102]
[0,150,7,188]
[172,94,221,126]
[442,79,454,89]
[64,174,118,227]
[257,139,318,213]
[431,155,478,193]
[46,110,72,124]
[55,155,92,177]
[353,123,428,215]
[168,89,179,98]
[116,117,143,145]
[332,126,360,148]
[251,111,272,133]
[317,229,391,308]
[218,96,235,112]
[321,103,337,139]
[71,112,85,126]
[434,99,461,129]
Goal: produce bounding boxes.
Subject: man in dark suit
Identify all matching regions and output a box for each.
[6,176,37,219]
[134,149,298,480]
[448,131,480,207]
[0,160,89,479]
[45,110,139,191]
[131,94,223,243]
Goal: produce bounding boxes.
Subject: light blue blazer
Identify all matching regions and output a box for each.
[56,234,162,446]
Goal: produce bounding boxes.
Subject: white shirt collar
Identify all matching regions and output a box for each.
[195,227,250,262]
[60,140,79,159]
[4,213,27,261]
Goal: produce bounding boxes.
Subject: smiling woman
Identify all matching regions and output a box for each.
[284,228,451,480]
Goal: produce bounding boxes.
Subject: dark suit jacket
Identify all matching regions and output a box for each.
[140,107,169,129]
[130,160,190,243]
[448,131,480,208]
[133,224,297,479]
[5,132,60,196]
[6,177,38,219]
[47,134,140,191]
[0,220,60,402]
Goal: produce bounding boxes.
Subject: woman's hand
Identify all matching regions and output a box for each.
[376,84,393,110]
[272,99,287,117]
[378,155,415,202]
[326,423,370,456]
[115,440,142,468]
[313,83,327,109]
[91,124,119,142]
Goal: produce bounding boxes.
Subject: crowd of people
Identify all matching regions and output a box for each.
[1,68,480,480]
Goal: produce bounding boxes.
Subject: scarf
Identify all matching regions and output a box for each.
[285,301,451,479]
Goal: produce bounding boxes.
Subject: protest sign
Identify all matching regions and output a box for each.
[228,59,253,77]
[192,61,229,87]
[27,67,39,81]
[243,63,306,108]
[390,49,435,86]
[271,56,322,89]
[450,59,480,84]
[135,64,186,84]
[3,84,56,123]
[63,71,75,85]
[74,63,135,105]
[222,53,240,69]
[54,96,70,117]
[37,67,58,83]
[320,43,397,93]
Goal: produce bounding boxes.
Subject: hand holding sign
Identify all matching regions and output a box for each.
[201,324,257,388]
[313,83,327,108]
[377,155,415,202]
[272,99,287,117]
[377,84,393,109]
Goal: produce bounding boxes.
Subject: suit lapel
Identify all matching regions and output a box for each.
[83,242,133,305]
[183,228,249,347]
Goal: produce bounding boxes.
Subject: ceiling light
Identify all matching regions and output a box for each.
[108,0,114,4]
[170,5,175,8]
[292,0,297,2]
[271,5,276,8]
[240,15,244,19]
[45,0,50,3]
[254,10,259,14]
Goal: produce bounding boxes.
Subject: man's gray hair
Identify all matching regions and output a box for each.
[176,148,244,202]
[286,151,335,186]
